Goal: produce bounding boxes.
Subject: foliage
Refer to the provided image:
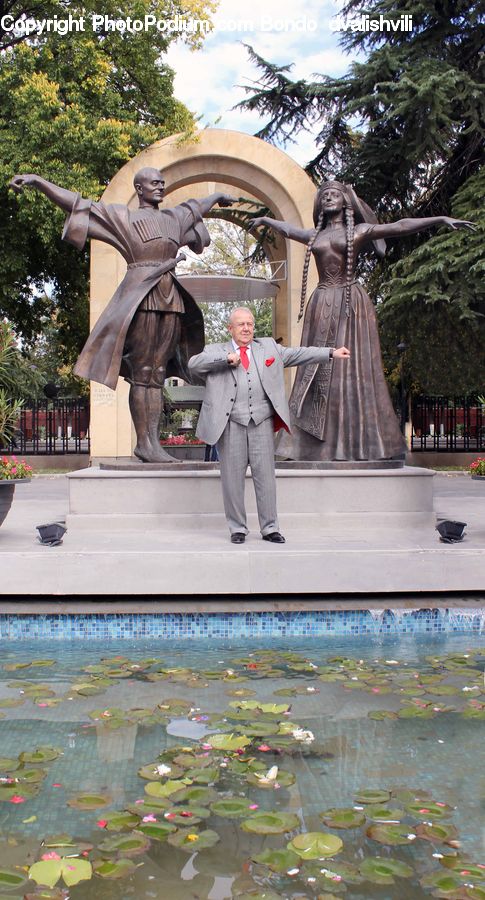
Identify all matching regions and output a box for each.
[237,0,484,393]
[0,455,32,480]
[470,457,485,476]
[1,0,216,358]
[0,322,23,445]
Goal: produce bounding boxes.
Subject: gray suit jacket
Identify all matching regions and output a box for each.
[188,337,331,445]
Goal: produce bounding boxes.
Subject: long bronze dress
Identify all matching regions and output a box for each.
[277,229,406,461]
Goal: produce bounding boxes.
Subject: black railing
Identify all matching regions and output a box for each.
[411,396,485,452]
[1,399,90,455]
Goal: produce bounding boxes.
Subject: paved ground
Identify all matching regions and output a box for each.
[0,473,484,597]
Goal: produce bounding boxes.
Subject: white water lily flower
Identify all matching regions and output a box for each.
[287,868,300,876]
[292,727,315,743]
[385,660,399,664]
[255,765,279,785]
[156,764,172,776]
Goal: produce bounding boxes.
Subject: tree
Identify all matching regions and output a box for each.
[1,0,216,358]
[237,0,484,393]
[179,219,274,342]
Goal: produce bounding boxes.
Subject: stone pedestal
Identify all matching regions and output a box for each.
[66,465,435,532]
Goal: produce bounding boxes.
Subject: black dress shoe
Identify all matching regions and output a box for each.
[230,532,246,544]
[262,532,286,543]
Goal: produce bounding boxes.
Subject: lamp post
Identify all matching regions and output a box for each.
[397,342,407,435]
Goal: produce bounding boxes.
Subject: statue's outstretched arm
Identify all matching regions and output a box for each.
[362,215,475,242]
[8,174,78,213]
[249,216,313,245]
[197,192,237,216]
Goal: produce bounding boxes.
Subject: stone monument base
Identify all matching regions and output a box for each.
[67,465,435,532]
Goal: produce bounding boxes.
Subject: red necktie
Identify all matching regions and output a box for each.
[239,346,249,370]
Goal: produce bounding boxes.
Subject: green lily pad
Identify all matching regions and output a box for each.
[0,758,20,771]
[157,698,193,714]
[29,858,92,888]
[93,858,136,879]
[241,812,300,835]
[0,868,28,891]
[416,822,459,843]
[466,888,485,900]
[144,779,188,799]
[288,832,343,859]
[171,785,218,805]
[101,811,140,831]
[365,805,404,822]
[98,832,150,855]
[397,706,435,718]
[462,708,485,719]
[125,798,170,816]
[406,801,453,820]
[173,754,213,769]
[367,823,416,845]
[426,685,461,696]
[0,783,38,801]
[163,805,210,825]
[135,821,176,841]
[440,857,485,881]
[19,747,60,764]
[358,857,413,884]
[205,733,251,751]
[3,662,32,670]
[67,792,112,809]
[138,763,184,781]
[167,827,221,850]
[185,767,219,784]
[354,789,391,805]
[252,848,300,872]
[226,688,257,697]
[236,722,280,737]
[0,698,24,708]
[210,798,256,818]
[420,870,464,895]
[15,767,48,784]
[319,808,366,829]
[368,710,398,720]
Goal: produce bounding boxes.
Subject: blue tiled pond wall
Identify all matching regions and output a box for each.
[0,608,483,640]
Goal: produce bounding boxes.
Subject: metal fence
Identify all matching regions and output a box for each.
[411,396,485,452]
[1,398,90,455]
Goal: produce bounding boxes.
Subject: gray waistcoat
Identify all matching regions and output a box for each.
[230,355,273,425]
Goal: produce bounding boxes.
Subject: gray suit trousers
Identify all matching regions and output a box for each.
[217,417,278,536]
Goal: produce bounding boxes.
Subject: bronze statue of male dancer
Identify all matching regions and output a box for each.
[10,168,235,462]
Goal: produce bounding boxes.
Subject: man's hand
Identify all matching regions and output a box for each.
[8,174,37,193]
[227,352,241,367]
[333,347,350,359]
[217,194,237,208]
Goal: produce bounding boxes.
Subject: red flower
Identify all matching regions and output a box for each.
[265,357,275,367]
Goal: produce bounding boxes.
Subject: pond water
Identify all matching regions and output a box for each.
[0,632,483,899]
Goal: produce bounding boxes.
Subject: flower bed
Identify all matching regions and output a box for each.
[0,455,32,480]
[470,456,485,477]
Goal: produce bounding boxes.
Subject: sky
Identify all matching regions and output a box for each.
[166,0,358,166]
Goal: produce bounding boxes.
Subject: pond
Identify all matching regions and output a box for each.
[0,632,483,899]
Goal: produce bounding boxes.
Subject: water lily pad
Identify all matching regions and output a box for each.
[420,870,464,895]
[93,858,136,879]
[246,769,295,789]
[169,828,220,851]
[226,688,257,697]
[101,811,140,831]
[170,785,218,806]
[467,888,485,900]
[29,858,92,888]
[462,708,485,719]
[138,763,184,781]
[364,805,404,822]
[98,832,150,855]
[252,848,300,872]
[67,792,112,809]
[319,808,366,829]
[0,758,20,771]
[288,832,343,859]
[406,801,453,820]
[367,823,416,845]
[0,698,24,708]
[397,706,435,718]
[15,767,48,784]
[439,857,485,881]
[416,822,459,844]
[354,789,391,805]
[144,779,187,799]
[157,698,193,714]
[368,710,398,720]
[241,812,299,835]
[0,868,28,891]
[185,767,219,784]
[205,733,251,751]
[426,685,461,696]
[163,805,210,825]
[125,798,170,816]
[135,821,176,841]
[210,798,256,818]
[358,857,413,884]
[19,747,60,764]
[173,753,213,770]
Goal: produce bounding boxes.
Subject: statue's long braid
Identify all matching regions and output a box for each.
[298,208,324,322]
[344,206,354,318]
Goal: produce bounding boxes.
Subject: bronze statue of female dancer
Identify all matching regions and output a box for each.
[250,183,473,461]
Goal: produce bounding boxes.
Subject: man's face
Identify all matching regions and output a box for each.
[135,170,165,207]
[228,310,255,347]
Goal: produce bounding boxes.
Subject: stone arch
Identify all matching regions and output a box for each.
[89,129,317,460]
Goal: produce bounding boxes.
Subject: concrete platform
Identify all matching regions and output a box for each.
[0,471,484,597]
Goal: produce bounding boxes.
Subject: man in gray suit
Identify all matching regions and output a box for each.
[189,307,350,543]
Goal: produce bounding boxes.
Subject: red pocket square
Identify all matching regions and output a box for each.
[265,357,275,367]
